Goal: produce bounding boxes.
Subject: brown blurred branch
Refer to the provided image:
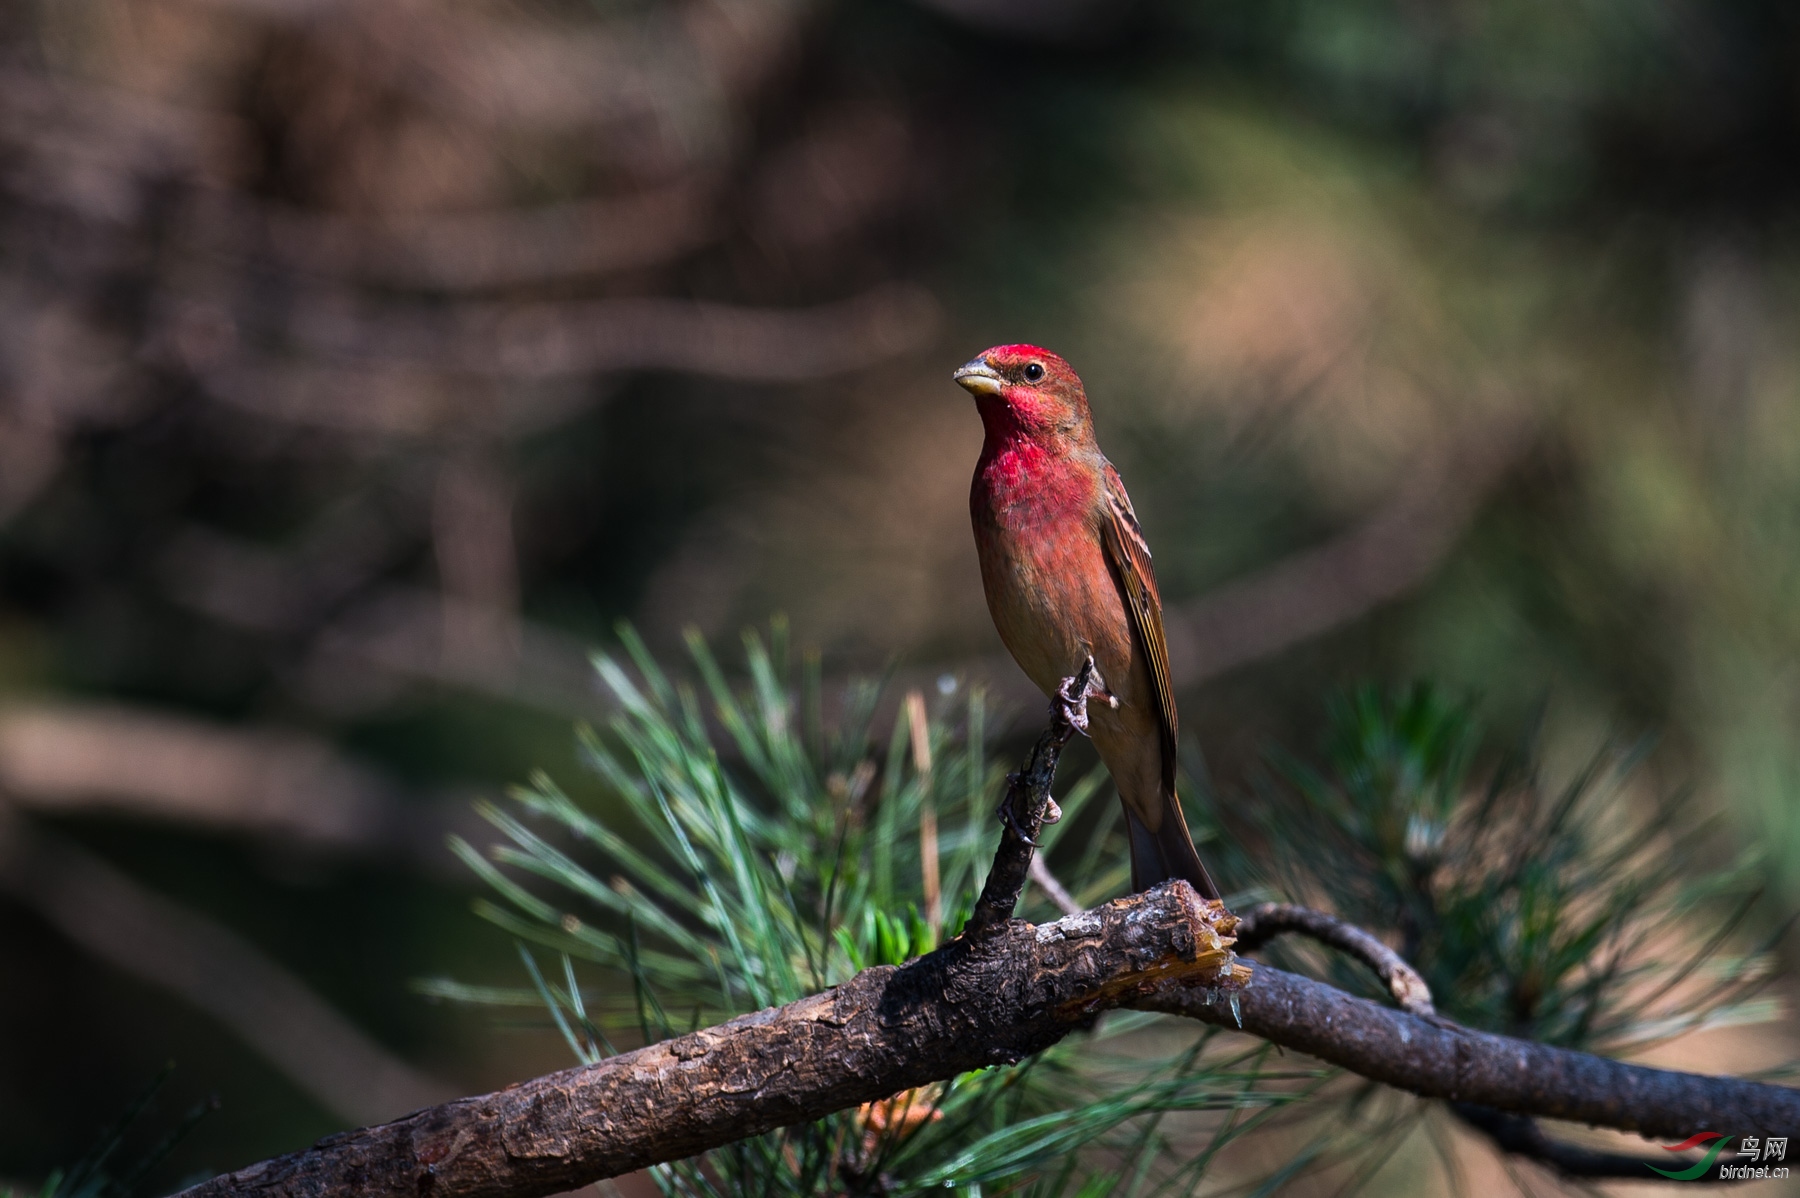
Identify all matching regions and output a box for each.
[236,181,714,290]
[299,585,607,717]
[0,705,392,848]
[157,518,597,716]
[158,521,608,716]
[0,808,453,1125]
[0,67,240,212]
[180,286,939,443]
[433,453,523,683]
[159,518,410,636]
[277,282,941,381]
[0,703,480,872]
[265,0,803,135]
[194,364,597,439]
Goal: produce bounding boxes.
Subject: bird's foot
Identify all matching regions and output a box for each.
[1054,656,1116,736]
[996,781,1040,847]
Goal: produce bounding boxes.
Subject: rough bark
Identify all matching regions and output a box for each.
[1137,963,1800,1140]
[174,904,1800,1198]
[173,884,1244,1198]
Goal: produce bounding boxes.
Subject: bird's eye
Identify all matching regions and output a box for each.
[1023,362,1045,382]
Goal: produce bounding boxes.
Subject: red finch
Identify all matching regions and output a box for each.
[955,344,1220,900]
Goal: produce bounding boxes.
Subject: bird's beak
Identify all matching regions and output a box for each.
[953,357,1004,397]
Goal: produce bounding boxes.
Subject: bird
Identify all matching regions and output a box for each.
[954,344,1220,900]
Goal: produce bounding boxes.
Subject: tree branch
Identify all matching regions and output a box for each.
[272,283,940,383]
[1136,966,1800,1141]
[1030,854,1082,917]
[172,907,1800,1198]
[173,884,1245,1198]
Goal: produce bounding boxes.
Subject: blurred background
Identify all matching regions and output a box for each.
[4,0,1800,1189]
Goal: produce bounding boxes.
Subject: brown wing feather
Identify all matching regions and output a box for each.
[1098,461,1179,796]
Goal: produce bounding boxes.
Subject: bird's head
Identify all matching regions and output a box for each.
[953,344,1092,444]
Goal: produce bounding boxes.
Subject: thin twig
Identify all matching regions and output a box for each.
[1234,901,1436,1016]
[1029,856,1081,917]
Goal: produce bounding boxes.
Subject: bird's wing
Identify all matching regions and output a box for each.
[1099,460,1179,795]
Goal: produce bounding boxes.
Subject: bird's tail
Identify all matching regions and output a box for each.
[1124,791,1220,901]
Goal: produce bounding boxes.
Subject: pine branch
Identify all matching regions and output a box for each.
[172,883,1244,1198]
[173,684,1800,1198]
[172,907,1800,1198]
